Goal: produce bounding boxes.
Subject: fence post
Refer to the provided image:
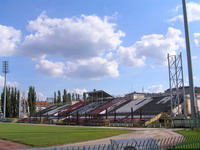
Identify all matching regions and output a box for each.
[40,112,41,123]
[140,109,142,126]
[106,109,108,120]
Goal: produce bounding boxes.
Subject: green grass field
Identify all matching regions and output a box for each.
[176,129,200,136]
[174,129,200,149]
[0,123,131,147]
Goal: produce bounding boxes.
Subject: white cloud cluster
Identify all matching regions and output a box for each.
[35,58,119,80]
[70,89,87,95]
[108,27,184,66]
[0,25,21,56]
[169,2,200,22]
[145,84,164,93]
[18,13,123,79]
[19,12,125,60]
[194,33,200,47]
[0,76,19,88]
[0,13,185,80]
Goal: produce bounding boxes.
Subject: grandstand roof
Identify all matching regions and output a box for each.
[86,90,113,99]
[165,86,200,94]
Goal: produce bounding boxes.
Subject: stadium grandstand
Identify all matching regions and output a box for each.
[26,87,200,127]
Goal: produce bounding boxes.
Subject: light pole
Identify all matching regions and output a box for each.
[2,61,9,118]
[182,0,196,119]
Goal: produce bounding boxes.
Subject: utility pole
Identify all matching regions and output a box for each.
[2,61,9,118]
[182,0,196,119]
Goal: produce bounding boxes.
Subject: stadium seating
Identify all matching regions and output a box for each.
[47,104,69,116]
[90,97,130,115]
[137,96,171,115]
[33,95,173,125]
[59,101,89,116]
[110,96,171,123]
[70,101,107,115]
[116,97,153,113]
[33,105,60,117]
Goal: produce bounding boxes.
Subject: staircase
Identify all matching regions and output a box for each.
[145,112,168,127]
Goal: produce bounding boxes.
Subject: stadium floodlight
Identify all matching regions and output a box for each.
[2,61,9,118]
[182,0,196,119]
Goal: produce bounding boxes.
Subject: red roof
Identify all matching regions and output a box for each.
[36,101,52,106]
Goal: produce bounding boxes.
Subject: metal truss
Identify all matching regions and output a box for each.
[168,53,186,118]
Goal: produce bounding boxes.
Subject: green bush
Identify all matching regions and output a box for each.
[0,118,14,122]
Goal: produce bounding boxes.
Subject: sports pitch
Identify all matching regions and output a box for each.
[0,123,130,147]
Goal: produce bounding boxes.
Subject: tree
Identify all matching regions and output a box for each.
[57,90,61,103]
[63,89,67,103]
[54,92,57,104]
[11,87,16,117]
[1,87,11,117]
[1,90,4,114]
[1,87,20,117]
[5,87,12,117]
[16,89,20,117]
[72,93,75,101]
[77,94,80,100]
[83,92,87,101]
[67,93,71,103]
[28,86,36,116]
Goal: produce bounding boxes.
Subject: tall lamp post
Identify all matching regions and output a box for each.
[2,61,9,118]
[182,0,196,119]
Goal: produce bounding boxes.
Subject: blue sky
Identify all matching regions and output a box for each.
[0,0,200,100]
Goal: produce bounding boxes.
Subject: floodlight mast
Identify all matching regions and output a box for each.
[182,0,196,119]
[2,61,9,118]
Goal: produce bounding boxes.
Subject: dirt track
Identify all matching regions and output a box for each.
[0,139,32,150]
[0,127,182,149]
[55,127,182,147]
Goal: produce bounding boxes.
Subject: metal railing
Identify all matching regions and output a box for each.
[173,119,200,128]
[16,135,200,150]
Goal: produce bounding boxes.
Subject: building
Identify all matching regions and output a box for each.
[165,86,200,116]
[125,92,145,100]
[86,90,113,101]
[36,101,52,112]
[46,97,54,104]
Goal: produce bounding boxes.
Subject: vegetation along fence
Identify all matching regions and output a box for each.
[17,135,200,150]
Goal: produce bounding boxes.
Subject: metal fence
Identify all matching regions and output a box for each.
[16,135,200,150]
[173,119,200,128]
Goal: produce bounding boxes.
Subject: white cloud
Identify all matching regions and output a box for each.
[35,58,119,80]
[35,60,65,77]
[194,33,200,47]
[185,76,199,86]
[171,5,181,13]
[192,56,198,59]
[145,84,164,93]
[169,2,200,22]
[70,89,87,95]
[193,76,200,83]
[168,15,183,22]
[0,25,21,56]
[37,92,47,101]
[0,76,19,88]
[109,27,184,66]
[19,13,125,60]
[107,46,145,67]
